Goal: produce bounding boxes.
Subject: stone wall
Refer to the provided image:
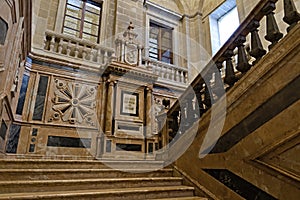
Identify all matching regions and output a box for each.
[0,0,30,155]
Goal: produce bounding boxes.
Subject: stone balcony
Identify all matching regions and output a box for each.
[42,30,115,70]
[40,29,188,88]
[143,57,188,88]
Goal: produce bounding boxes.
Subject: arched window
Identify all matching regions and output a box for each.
[63,0,103,43]
[0,18,9,45]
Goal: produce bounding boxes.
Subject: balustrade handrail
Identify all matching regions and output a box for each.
[165,0,299,131]
[143,57,188,72]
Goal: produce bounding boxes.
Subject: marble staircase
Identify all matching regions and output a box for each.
[0,159,207,199]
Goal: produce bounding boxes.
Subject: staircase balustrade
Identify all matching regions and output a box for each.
[160,0,300,147]
[44,30,115,67]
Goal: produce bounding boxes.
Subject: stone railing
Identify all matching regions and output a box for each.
[44,30,115,67]
[143,57,188,85]
[160,0,300,146]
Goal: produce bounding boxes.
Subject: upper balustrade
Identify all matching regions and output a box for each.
[43,28,189,87]
[143,57,188,86]
[162,0,300,144]
[44,30,115,68]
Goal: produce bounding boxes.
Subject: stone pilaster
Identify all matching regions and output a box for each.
[105,80,116,135]
[146,87,153,137]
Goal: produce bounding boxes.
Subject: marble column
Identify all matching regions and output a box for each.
[99,78,107,133]
[96,78,107,158]
[105,80,115,135]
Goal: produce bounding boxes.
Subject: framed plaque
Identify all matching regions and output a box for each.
[120,91,139,116]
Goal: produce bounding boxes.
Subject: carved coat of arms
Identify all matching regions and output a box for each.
[125,43,138,65]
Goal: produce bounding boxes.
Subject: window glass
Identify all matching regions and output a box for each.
[63,0,102,43]
[66,4,82,18]
[149,22,173,64]
[67,0,83,7]
[83,22,99,36]
[64,16,81,30]
[218,7,239,45]
[85,12,100,24]
[16,74,30,115]
[209,0,239,55]
[32,76,49,121]
[0,18,8,45]
[82,33,97,43]
[0,120,7,140]
[6,124,21,154]
[86,1,101,13]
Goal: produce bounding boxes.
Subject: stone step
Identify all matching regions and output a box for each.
[0,159,165,170]
[0,186,195,200]
[0,177,183,193]
[152,197,208,200]
[0,168,173,180]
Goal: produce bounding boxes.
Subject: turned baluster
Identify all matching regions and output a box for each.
[212,62,226,99]
[95,47,101,63]
[158,65,163,77]
[177,71,181,82]
[152,63,156,75]
[194,83,205,117]
[263,2,283,50]
[90,48,95,62]
[184,72,188,83]
[248,20,266,64]
[224,50,237,87]
[44,35,51,50]
[58,38,63,54]
[185,91,196,125]
[107,51,113,62]
[66,40,72,56]
[171,68,175,81]
[203,82,212,109]
[74,42,79,58]
[166,67,171,80]
[171,110,180,136]
[90,47,99,64]
[162,66,166,78]
[180,71,185,83]
[166,67,170,79]
[283,0,300,32]
[235,36,251,73]
[49,35,55,52]
[176,70,180,82]
[82,45,87,60]
[103,50,108,64]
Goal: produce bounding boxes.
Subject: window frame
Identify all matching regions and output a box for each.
[55,0,108,44]
[63,0,103,43]
[145,1,181,66]
[149,21,174,64]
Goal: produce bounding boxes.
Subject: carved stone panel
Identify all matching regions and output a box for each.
[49,78,97,127]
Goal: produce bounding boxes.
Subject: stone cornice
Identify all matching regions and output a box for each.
[103,61,158,82]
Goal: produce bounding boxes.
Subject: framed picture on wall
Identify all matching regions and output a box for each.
[120,91,139,116]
